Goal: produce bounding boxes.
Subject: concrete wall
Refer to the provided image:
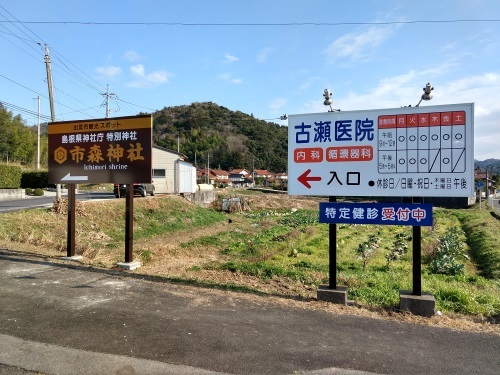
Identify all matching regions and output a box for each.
[183,184,216,207]
[0,189,25,200]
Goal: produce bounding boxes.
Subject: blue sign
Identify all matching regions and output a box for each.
[477,181,483,188]
[319,202,433,226]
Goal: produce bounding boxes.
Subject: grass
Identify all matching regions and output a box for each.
[451,208,500,279]
[0,191,498,322]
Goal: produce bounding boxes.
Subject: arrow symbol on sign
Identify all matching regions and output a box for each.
[298,169,321,189]
[61,173,88,182]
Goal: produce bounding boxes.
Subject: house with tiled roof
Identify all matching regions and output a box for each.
[252,169,273,179]
[209,169,230,186]
[230,168,250,176]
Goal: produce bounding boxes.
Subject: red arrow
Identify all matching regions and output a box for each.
[298,169,322,189]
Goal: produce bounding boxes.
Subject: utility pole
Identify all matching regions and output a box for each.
[207,153,210,184]
[101,84,117,118]
[44,44,61,199]
[37,96,40,170]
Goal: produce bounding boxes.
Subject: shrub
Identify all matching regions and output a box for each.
[33,188,44,196]
[25,188,33,196]
[429,227,468,276]
[21,171,49,189]
[385,232,411,268]
[356,235,381,270]
[0,165,22,188]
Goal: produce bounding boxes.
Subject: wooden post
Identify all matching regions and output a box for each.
[125,184,133,263]
[67,184,76,257]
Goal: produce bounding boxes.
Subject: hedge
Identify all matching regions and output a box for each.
[21,170,49,189]
[0,165,22,189]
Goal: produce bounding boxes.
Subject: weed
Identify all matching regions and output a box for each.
[385,231,411,268]
[355,234,381,270]
[138,250,153,263]
[429,226,469,276]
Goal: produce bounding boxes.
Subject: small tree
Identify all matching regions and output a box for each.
[356,235,381,270]
[385,231,411,268]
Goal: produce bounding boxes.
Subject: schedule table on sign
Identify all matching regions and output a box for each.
[378,110,466,174]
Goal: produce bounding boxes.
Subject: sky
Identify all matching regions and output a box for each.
[1,0,499,161]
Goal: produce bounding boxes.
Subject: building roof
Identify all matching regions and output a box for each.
[231,169,249,175]
[209,169,230,176]
[153,145,188,160]
[253,169,272,176]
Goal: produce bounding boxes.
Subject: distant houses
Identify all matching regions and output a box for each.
[196,167,287,188]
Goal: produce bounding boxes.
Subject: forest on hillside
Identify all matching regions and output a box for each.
[0,103,47,167]
[474,159,500,175]
[149,102,288,172]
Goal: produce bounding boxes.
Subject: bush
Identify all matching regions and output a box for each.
[0,165,22,188]
[21,170,49,189]
[33,188,44,196]
[25,188,33,196]
[429,227,468,276]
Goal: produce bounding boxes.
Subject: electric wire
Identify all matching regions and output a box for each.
[2,19,499,26]
[0,5,108,118]
[1,100,52,121]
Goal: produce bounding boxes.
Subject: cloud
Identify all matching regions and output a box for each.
[217,72,243,84]
[298,68,500,160]
[269,98,288,110]
[324,27,393,63]
[257,48,275,63]
[124,50,141,61]
[223,53,239,63]
[299,76,320,91]
[95,66,122,78]
[127,64,170,87]
[130,64,145,77]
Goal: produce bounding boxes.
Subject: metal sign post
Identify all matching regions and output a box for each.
[289,105,472,316]
[328,196,337,290]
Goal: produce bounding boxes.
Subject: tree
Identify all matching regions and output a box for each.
[0,106,38,166]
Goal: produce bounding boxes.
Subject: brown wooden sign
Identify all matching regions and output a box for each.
[48,115,152,184]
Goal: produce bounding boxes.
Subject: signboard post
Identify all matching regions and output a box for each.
[48,115,152,268]
[289,104,473,315]
[288,103,474,197]
[48,114,152,184]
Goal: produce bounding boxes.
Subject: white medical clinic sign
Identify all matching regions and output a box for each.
[288,103,474,197]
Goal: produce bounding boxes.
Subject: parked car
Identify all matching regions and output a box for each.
[113,183,155,198]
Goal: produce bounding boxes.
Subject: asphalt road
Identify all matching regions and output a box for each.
[0,191,115,213]
[0,250,498,375]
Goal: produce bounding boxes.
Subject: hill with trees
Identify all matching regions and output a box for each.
[474,159,500,175]
[0,103,47,167]
[150,102,287,172]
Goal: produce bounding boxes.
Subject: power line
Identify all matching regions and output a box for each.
[115,97,157,113]
[0,6,106,119]
[0,74,46,97]
[2,19,500,26]
[1,100,52,121]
